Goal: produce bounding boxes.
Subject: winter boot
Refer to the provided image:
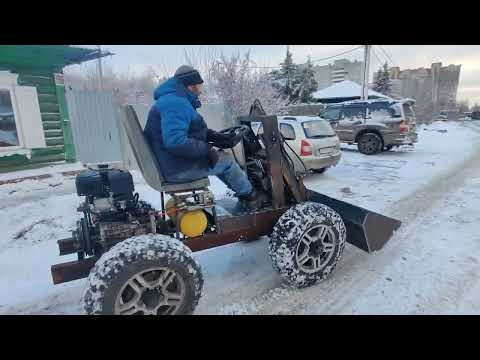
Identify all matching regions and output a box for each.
[237,189,269,211]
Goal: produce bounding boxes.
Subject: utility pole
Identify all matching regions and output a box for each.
[97,45,103,91]
[361,45,371,101]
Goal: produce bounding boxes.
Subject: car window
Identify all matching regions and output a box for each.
[342,106,366,120]
[402,103,415,119]
[302,120,336,138]
[367,102,390,112]
[279,123,296,140]
[368,102,398,119]
[321,107,341,121]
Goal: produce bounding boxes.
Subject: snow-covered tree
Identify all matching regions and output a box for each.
[291,57,318,104]
[373,62,392,96]
[211,51,286,124]
[271,46,298,102]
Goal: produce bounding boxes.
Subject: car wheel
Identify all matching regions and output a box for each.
[358,133,383,155]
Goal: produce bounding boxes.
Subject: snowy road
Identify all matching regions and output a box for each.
[1,121,480,315]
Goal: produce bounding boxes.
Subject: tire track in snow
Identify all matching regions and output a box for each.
[306,142,480,314]
[226,125,480,315]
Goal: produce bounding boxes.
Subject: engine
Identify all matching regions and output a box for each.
[73,165,160,257]
[76,166,138,215]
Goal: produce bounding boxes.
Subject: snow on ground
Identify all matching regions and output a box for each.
[1,121,479,315]
[0,163,84,210]
[305,120,480,216]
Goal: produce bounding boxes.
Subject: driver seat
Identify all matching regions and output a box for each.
[120,105,210,193]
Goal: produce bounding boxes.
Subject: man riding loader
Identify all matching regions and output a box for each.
[144,65,267,210]
[50,100,401,315]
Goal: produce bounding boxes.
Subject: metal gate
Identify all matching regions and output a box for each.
[66,89,229,169]
[66,89,124,164]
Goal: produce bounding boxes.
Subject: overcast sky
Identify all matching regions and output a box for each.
[73,45,480,104]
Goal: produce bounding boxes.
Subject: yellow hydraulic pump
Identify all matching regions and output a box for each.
[165,198,208,237]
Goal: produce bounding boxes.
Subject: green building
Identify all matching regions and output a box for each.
[0,45,110,172]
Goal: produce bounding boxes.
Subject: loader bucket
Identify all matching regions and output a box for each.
[307,190,401,253]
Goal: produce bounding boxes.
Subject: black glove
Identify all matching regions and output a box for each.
[207,129,236,149]
[207,147,219,169]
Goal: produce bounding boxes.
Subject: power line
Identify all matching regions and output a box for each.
[310,45,364,63]
[378,45,397,67]
[245,45,364,70]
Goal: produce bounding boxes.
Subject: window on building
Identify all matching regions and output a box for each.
[0,90,19,147]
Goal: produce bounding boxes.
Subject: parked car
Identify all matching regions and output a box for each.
[251,116,341,174]
[319,99,418,155]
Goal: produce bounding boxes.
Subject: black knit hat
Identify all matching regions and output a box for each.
[174,65,204,87]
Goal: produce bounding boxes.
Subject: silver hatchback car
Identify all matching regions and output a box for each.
[251,116,342,174]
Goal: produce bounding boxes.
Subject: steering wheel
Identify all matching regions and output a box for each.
[211,125,250,149]
[218,125,250,138]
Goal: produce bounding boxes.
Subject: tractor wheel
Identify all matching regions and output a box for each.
[358,133,383,155]
[268,202,346,288]
[83,234,203,315]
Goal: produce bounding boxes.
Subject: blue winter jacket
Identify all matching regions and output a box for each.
[144,78,210,183]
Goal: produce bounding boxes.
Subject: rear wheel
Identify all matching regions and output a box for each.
[358,133,383,155]
[83,234,203,315]
[268,202,346,288]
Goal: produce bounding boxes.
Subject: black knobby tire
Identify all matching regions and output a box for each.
[268,202,346,288]
[83,234,203,315]
[358,133,383,155]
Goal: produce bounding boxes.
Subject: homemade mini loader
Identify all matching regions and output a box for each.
[50,100,401,315]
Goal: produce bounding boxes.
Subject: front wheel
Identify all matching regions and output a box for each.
[268,202,346,288]
[83,234,203,315]
[358,133,383,155]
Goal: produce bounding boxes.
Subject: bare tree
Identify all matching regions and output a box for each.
[152,59,178,81]
[183,46,221,100]
[185,47,221,78]
[65,64,158,105]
